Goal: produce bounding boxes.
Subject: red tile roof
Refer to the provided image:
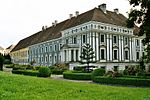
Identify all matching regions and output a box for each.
[11,7,133,52]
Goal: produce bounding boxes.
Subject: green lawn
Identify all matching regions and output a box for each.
[0,72,150,100]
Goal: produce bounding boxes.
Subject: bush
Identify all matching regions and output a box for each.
[63,71,91,80]
[145,72,150,76]
[39,67,51,77]
[91,68,105,79]
[52,70,64,75]
[12,70,39,76]
[73,66,84,71]
[5,64,14,68]
[12,64,31,70]
[50,63,68,75]
[92,76,150,87]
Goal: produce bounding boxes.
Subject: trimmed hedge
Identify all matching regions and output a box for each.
[93,76,150,87]
[52,70,64,75]
[63,71,91,80]
[12,70,39,76]
[5,64,14,68]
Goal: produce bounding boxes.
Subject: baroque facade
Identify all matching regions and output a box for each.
[10,4,144,70]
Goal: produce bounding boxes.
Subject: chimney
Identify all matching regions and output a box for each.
[75,11,79,16]
[42,26,45,31]
[114,8,119,14]
[45,25,48,29]
[69,14,73,19]
[98,3,106,13]
[52,22,55,26]
[54,20,57,26]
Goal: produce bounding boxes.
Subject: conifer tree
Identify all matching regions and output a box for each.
[80,43,96,72]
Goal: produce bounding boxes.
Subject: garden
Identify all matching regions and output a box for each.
[0,71,150,100]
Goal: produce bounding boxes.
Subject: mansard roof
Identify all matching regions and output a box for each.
[11,7,131,52]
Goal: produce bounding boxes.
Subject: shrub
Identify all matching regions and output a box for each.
[73,66,84,71]
[92,76,150,87]
[5,64,14,68]
[52,70,64,75]
[12,70,39,76]
[91,68,105,79]
[12,64,30,70]
[39,67,51,77]
[50,63,68,75]
[63,71,91,80]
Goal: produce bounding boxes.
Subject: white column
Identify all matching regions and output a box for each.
[107,34,110,61]
[68,50,71,62]
[132,38,136,61]
[92,32,96,61]
[121,36,124,61]
[74,49,76,62]
[129,38,132,61]
[110,34,112,61]
[119,35,122,61]
[87,32,90,44]
[96,32,99,60]
[139,39,142,57]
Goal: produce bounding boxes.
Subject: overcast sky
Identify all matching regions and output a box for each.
[0,0,130,48]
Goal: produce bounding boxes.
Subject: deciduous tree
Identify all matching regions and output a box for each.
[127,0,150,62]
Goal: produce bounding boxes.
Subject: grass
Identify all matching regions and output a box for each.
[0,72,150,100]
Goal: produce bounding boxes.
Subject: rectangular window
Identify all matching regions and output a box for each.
[101,34,105,43]
[76,50,78,61]
[114,66,119,71]
[113,35,117,44]
[142,52,144,57]
[49,46,52,52]
[136,52,139,60]
[100,66,106,70]
[66,39,69,44]
[45,56,48,63]
[136,39,139,46]
[49,55,52,63]
[54,45,57,51]
[83,35,86,43]
[125,51,129,60]
[73,37,77,44]
[64,50,67,61]
[54,56,57,63]
[114,50,118,60]
[59,44,62,50]
[125,37,128,45]
[101,49,105,59]
[45,47,48,52]
[71,50,74,61]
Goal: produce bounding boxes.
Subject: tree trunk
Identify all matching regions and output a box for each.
[0,63,3,71]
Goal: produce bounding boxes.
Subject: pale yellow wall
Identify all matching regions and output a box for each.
[10,48,29,64]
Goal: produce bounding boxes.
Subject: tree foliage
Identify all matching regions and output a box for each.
[127,0,150,62]
[80,43,96,72]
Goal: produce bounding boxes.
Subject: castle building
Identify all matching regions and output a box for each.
[10,4,144,70]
